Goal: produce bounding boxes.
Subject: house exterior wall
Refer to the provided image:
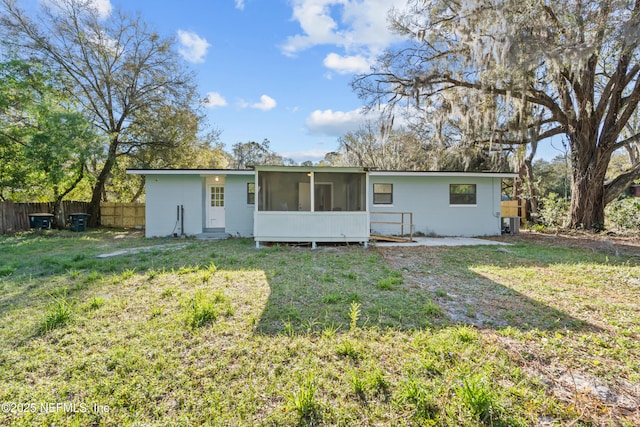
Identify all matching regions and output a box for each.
[144,174,203,237]
[224,174,255,237]
[135,169,510,240]
[369,175,502,237]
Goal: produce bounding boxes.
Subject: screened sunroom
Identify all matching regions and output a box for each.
[253,166,369,247]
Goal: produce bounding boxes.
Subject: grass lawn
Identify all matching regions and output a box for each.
[0,230,638,426]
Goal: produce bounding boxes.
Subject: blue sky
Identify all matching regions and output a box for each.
[30,0,564,164]
[94,0,407,163]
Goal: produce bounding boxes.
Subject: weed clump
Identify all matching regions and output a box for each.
[285,376,321,424]
[41,296,72,333]
[184,290,233,329]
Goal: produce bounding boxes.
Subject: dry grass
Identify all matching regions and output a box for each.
[379,231,640,425]
[0,229,638,425]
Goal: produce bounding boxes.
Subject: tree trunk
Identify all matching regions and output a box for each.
[567,137,612,230]
[523,159,539,224]
[52,189,65,230]
[568,172,606,229]
[604,161,640,204]
[130,179,145,203]
[87,138,118,227]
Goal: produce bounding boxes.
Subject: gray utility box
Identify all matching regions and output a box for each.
[501,216,520,234]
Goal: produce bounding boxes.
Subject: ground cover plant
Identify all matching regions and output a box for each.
[0,229,638,425]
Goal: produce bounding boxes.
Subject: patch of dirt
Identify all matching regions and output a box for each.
[375,246,567,330]
[486,229,640,257]
[494,334,640,426]
[376,233,640,425]
[96,242,188,258]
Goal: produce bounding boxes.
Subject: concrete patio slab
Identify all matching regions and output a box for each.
[372,236,511,247]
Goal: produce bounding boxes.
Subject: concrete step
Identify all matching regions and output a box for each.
[195,232,229,240]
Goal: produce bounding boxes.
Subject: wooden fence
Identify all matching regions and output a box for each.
[0,201,90,234]
[100,203,145,229]
[0,201,145,234]
[500,200,526,222]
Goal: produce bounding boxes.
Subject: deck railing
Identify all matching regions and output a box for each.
[370,211,413,241]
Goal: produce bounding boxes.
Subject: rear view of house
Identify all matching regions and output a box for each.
[127,166,516,246]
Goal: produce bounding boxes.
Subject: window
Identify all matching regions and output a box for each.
[210,186,224,207]
[373,183,393,205]
[450,184,476,205]
[247,182,255,204]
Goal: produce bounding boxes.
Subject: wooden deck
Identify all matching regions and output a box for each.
[370,234,414,243]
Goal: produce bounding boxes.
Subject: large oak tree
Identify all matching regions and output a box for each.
[354,0,640,229]
[1,0,200,226]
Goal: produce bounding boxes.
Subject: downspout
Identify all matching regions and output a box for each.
[181,205,185,237]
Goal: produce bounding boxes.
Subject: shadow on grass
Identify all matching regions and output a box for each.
[252,243,605,336]
[1,233,609,338]
[0,231,192,326]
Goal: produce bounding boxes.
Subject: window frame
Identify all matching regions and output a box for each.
[449,184,477,206]
[210,185,224,207]
[247,182,255,205]
[373,183,393,205]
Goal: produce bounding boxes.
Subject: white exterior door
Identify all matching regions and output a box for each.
[207,184,225,228]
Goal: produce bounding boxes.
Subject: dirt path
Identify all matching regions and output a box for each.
[376,232,640,425]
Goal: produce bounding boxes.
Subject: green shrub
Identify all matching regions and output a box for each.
[538,193,570,228]
[606,197,640,231]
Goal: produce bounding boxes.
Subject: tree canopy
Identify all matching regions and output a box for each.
[1,0,203,225]
[0,58,101,208]
[353,0,640,229]
[231,139,293,169]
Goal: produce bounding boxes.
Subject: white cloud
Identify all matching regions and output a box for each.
[41,0,112,19]
[91,0,112,19]
[281,149,329,163]
[282,0,406,58]
[90,0,112,19]
[306,106,411,138]
[251,95,277,111]
[177,30,210,63]
[323,52,370,74]
[305,107,372,136]
[203,92,227,108]
[235,0,245,10]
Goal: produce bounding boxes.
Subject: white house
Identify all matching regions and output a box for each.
[127,166,517,246]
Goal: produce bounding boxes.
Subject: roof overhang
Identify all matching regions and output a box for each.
[126,167,517,179]
[126,169,254,176]
[253,165,366,173]
[369,171,518,179]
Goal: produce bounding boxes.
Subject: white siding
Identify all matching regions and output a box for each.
[224,175,255,237]
[144,175,203,237]
[369,176,502,237]
[254,212,369,243]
